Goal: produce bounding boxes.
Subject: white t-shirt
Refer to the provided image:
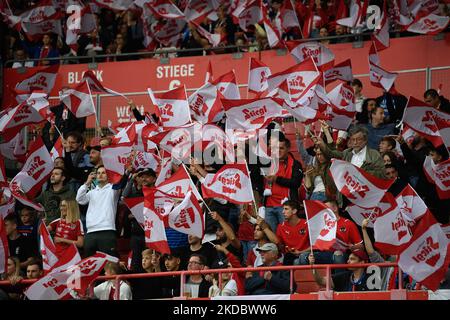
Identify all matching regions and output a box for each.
[351,146,367,168]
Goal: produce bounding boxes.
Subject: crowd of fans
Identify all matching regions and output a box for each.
[2,0,450,66]
[0,79,449,299]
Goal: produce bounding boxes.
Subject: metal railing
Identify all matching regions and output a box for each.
[0,262,407,300]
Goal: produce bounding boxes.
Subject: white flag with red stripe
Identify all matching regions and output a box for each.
[396,184,429,224]
[9,137,53,199]
[238,0,263,31]
[398,211,450,291]
[211,70,241,100]
[329,159,395,208]
[223,97,285,131]
[368,43,397,92]
[263,16,283,49]
[133,151,160,171]
[168,191,204,238]
[324,59,353,85]
[432,109,450,150]
[346,194,396,228]
[304,200,337,251]
[406,13,449,35]
[205,60,214,84]
[65,3,97,54]
[248,58,271,95]
[82,70,127,99]
[60,81,96,118]
[143,188,170,254]
[286,41,335,72]
[148,86,192,129]
[0,131,26,162]
[280,0,301,31]
[372,6,390,51]
[155,165,202,200]
[15,65,59,94]
[0,188,16,219]
[25,251,115,300]
[184,0,216,25]
[188,82,224,124]
[101,144,132,184]
[50,136,64,161]
[147,0,185,19]
[326,83,356,130]
[123,197,145,229]
[201,164,253,204]
[401,96,444,148]
[193,21,222,46]
[374,195,413,255]
[423,156,450,200]
[39,221,59,274]
[111,122,137,146]
[0,218,8,274]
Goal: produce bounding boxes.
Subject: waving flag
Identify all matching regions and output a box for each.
[9,137,53,199]
[111,122,137,146]
[133,150,160,171]
[155,165,202,200]
[188,82,224,124]
[0,130,26,162]
[60,81,96,118]
[147,0,185,19]
[15,65,59,94]
[336,0,364,28]
[65,3,97,54]
[148,86,192,129]
[368,42,398,92]
[20,8,63,40]
[406,13,449,35]
[248,58,271,95]
[82,70,127,99]
[212,70,241,100]
[39,221,59,274]
[223,97,285,131]
[401,96,444,147]
[238,0,263,31]
[201,164,253,204]
[326,83,356,130]
[205,60,214,84]
[25,251,115,300]
[324,59,353,85]
[124,197,145,229]
[423,156,450,200]
[263,16,284,49]
[346,195,396,228]
[184,0,216,24]
[101,144,132,184]
[280,0,301,32]
[396,184,429,224]
[93,0,134,10]
[50,136,64,162]
[168,191,204,238]
[286,41,335,71]
[143,188,170,254]
[329,159,395,208]
[372,5,390,51]
[0,218,8,274]
[374,196,413,255]
[432,108,450,150]
[193,21,222,46]
[398,212,450,291]
[304,200,337,251]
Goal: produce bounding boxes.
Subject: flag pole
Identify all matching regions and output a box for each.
[244,158,259,216]
[303,200,315,258]
[181,162,212,214]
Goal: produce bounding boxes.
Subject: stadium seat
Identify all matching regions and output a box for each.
[294,268,327,294]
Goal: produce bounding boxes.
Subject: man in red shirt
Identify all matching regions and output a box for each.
[296,199,363,266]
[275,200,310,265]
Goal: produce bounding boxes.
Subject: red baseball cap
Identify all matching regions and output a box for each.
[351,248,369,262]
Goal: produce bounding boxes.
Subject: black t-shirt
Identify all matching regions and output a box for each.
[8,235,36,262]
[179,243,218,269]
[332,271,374,292]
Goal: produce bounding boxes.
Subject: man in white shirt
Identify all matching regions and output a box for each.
[76,165,124,257]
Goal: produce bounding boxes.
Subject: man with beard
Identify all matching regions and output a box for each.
[35,167,76,225]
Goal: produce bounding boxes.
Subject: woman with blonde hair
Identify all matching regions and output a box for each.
[48,199,84,257]
[1,256,24,300]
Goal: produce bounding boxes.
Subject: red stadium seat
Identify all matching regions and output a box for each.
[294,269,327,294]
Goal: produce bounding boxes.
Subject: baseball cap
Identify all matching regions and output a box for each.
[87,137,101,152]
[136,168,156,177]
[351,248,369,262]
[163,248,182,260]
[256,243,278,253]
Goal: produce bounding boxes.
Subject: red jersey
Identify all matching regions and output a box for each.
[237,220,255,241]
[334,218,363,249]
[49,219,84,257]
[276,219,310,252]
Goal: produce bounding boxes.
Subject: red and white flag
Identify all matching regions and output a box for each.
[0,188,16,219]
[184,0,216,25]
[406,13,449,35]
[21,13,62,40]
[39,221,59,274]
[442,223,450,241]
[65,3,97,54]
[25,251,116,300]
[398,211,450,291]
[205,60,214,84]
[280,0,301,32]
[324,59,353,85]
[0,218,8,274]
[168,191,204,238]
[9,137,53,199]
[346,195,396,228]
[336,0,364,28]
[50,136,64,161]
[432,109,450,150]
[155,165,202,200]
[82,70,127,99]
[60,81,96,118]
[301,0,314,38]
[401,96,444,148]
[101,144,132,184]
[223,97,285,131]
[93,0,134,11]
[368,43,398,92]
[188,82,224,124]
[15,65,59,94]
[143,188,170,254]
[262,15,284,49]
[286,41,335,72]
[329,159,395,208]
[133,150,160,172]
[212,70,241,100]
[0,131,26,162]
[396,184,429,225]
[423,156,450,200]
[372,6,390,51]
[248,58,271,95]
[201,164,253,204]
[123,197,145,229]
[148,86,192,129]
[193,21,222,47]
[147,0,185,19]
[267,57,320,96]
[238,0,263,31]
[111,122,137,146]
[374,196,413,255]
[303,200,337,250]
[326,83,356,131]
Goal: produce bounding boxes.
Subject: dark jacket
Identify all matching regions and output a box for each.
[35,184,77,224]
[375,92,408,124]
[245,262,292,295]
